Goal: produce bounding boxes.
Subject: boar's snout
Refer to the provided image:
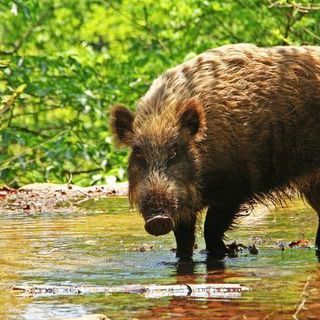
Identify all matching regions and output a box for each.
[136,183,178,236]
[144,214,175,236]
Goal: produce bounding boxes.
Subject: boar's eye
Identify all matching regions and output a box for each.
[169,150,176,160]
[133,146,144,158]
[168,148,177,163]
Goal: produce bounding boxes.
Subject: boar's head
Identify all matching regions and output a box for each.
[111,98,206,235]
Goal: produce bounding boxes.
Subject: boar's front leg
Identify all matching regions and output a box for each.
[301,183,320,251]
[174,215,196,259]
[204,202,241,257]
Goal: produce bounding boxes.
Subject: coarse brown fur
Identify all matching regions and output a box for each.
[111,43,320,258]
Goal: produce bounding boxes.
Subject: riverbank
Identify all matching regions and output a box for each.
[0,182,128,214]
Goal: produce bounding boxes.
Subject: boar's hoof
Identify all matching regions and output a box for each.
[144,215,174,236]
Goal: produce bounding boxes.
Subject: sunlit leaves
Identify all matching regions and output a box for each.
[0,0,320,186]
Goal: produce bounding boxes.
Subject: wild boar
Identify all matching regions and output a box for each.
[111,44,320,259]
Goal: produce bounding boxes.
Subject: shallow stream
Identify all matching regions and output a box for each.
[1,197,320,319]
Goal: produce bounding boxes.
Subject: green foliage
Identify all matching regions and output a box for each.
[1,0,320,186]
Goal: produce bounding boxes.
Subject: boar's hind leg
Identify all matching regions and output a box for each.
[174,215,196,259]
[302,184,320,250]
[204,203,241,257]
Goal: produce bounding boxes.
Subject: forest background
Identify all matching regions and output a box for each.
[1,0,320,187]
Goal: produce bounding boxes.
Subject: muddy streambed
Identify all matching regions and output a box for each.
[1,197,320,319]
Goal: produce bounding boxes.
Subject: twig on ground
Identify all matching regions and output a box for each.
[262,311,275,320]
[76,189,92,198]
[293,276,312,320]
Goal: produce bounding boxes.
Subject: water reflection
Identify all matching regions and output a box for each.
[172,257,226,276]
[175,259,196,275]
[316,249,320,262]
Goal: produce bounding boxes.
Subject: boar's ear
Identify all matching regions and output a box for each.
[110,104,135,146]
[178,98,206,140]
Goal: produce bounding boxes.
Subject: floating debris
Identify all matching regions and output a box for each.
[128,243,155,252]
[226,241,259,257]
[273,239,312,251]
[277,241,286,251]
[288,239,311,249]
[61,314,109,320]
[248,244,259,255]
[227,241,247,257]
[12,283,250,299]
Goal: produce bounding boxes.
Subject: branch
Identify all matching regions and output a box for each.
[99,0,168,52]
[282,6,298,45]
[64,168,102,188]
[0,6,54,55]
[212,15,243,43]
[64,168,101,175]
[303,27,320,41]
[1,85,26,128]
[269,1,308,45]
[7,126,50,138]
[269,1,320,13]
[142,5,168,52]
[99,0,145,28]
[0,130,69,171]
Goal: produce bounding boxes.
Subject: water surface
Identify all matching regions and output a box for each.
[1,197,320,319]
